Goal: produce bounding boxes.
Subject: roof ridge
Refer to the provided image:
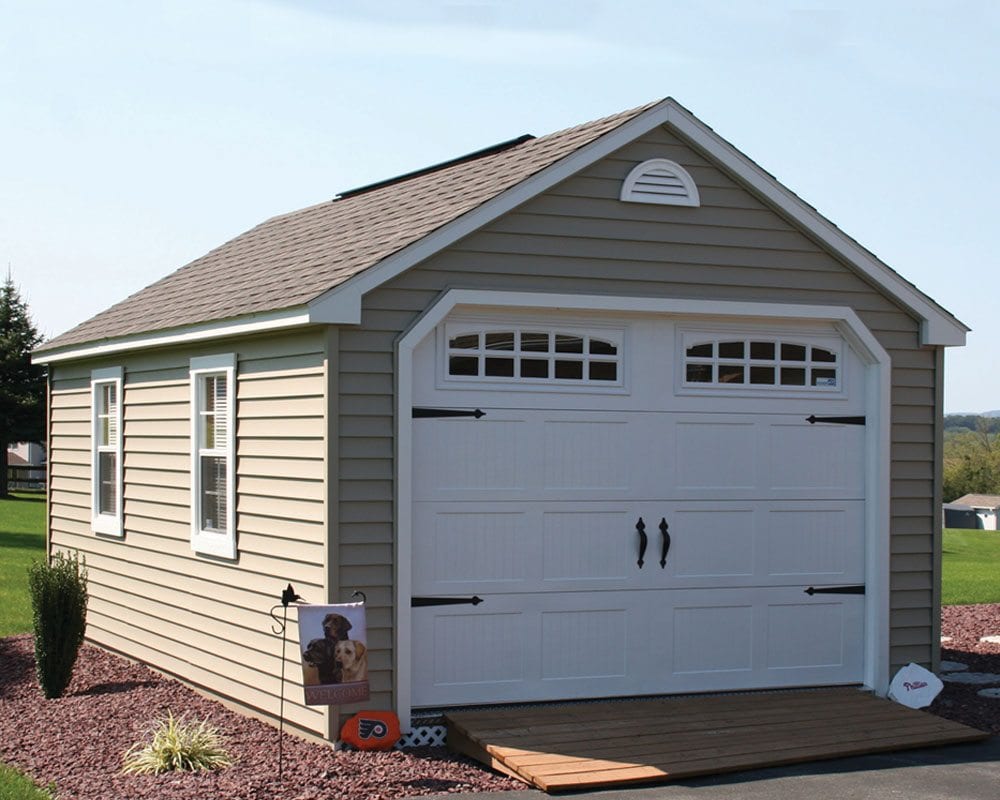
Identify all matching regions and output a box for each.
[336,134,536,200]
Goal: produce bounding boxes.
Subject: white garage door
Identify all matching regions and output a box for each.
[410,314,868,708]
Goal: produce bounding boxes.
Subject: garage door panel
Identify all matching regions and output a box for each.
[672,421,759,491]
[666,507,756,579]
[659,501,864,587]
[767,422,865,494]
[543,419,631,490]
[766,601,850,669]
[766,505,864,580]
[542,510,634,582]
[412,593,649,707]
[651,588,864,693]
[413,417,526,494]
[413,508,529,592]
[671,604,755,674]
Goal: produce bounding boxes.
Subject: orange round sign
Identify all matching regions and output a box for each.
[339,710,401,751]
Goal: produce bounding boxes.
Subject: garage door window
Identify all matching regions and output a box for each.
[446,328,622,385]
[683,336,839,390]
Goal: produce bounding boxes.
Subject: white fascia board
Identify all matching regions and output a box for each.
[32,307,313,365]
[662,105,967,347]
[309,98,965,347]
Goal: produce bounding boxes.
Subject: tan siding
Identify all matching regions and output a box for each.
[336,122,941,712]
[47,329,329,739]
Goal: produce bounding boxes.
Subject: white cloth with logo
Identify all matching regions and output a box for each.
[887,662,943,709]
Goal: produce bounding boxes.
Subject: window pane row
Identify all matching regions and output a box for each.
[448,329,621,383]
[450,330,617,356]
[684,338,839,390]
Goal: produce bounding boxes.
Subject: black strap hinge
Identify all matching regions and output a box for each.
[805,585,866,595]
[412,407,485,419]
[411,596,484,607]
[806,415,866,426]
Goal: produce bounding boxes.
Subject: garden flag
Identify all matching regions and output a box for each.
[298,601,369,706]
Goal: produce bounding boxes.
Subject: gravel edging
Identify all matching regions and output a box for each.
[2,605,998,799]
[0,635,520,800]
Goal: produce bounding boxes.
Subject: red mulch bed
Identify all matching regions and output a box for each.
[933,603,1000,734]
[2,606,997,799]
[0,635,520,800]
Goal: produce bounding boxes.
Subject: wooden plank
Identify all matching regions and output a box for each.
[446,690,988,792]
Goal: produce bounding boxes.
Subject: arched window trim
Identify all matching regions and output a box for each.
[620,158,700,207]
[441,324,624,387]
[681,334,841,392]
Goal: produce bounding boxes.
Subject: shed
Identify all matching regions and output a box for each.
[942,503,980,529]
[952,494,1000,530]
[33,98,968,741]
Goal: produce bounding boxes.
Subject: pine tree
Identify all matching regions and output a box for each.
[0,274,46,497]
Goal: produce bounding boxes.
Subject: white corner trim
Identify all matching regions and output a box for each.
[190,352,238,561]
[33,308,312,365]
[394,288,893,727]
[310,99,964,347]
[620,158,700,207]
[91,366,124,538]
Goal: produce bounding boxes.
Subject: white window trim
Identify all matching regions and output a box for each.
[440,322,625,390]
[190,353,237,559]
[91,367,124,537]
[678,330,844,396]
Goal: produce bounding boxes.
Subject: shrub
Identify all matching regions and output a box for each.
[27,551,88,699]
[122,712,232,774]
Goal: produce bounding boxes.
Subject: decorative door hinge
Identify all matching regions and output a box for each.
[411,596,484,607]
[412,407,486,419]
[804,585,866,595]
[806,415,866,426]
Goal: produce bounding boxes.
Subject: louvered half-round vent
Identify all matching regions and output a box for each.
[620,158,700,207]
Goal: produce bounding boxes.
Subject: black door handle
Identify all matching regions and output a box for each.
[659,517,670,568]
[636,517,647,568]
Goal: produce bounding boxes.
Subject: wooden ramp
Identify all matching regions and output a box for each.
[445,688,989,792]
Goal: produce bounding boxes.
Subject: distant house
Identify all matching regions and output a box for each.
[952,494,1000,530]
[33,98,969,741]
[7,442,46,488]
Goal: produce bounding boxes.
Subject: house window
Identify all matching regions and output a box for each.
[190,354,236,559]
[446,328,623,386]
[683,336,839,391]
[91,367,123,537]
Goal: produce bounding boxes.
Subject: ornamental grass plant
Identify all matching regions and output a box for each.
[27,551,88,699]
[122,712,232,775]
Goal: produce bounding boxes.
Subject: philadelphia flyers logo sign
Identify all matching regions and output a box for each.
[340,710,401,751]
[358,718,389,739]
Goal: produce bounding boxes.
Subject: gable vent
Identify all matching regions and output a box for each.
[620,158,700,207]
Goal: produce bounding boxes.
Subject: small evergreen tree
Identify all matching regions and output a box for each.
[28,551,89,699]
[0,273,46,497]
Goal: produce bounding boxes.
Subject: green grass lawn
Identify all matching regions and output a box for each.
[0,764,55,799]
[0,492,46,637]
[942,528,1000,605]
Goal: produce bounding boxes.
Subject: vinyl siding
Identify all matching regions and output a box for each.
[47,329,329,738]
[338,123,941,711]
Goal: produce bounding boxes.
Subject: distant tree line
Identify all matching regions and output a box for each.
[943,415,1000,502]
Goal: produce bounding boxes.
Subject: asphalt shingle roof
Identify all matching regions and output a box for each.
[38,102,658,352]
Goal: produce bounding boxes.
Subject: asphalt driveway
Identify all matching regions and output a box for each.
[426,736,1000,800]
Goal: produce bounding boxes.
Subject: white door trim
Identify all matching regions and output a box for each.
[394,289,891,732]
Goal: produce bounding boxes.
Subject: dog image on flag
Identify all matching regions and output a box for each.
[298,601,370,706]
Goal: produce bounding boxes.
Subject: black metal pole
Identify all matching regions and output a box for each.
[278,602,288,784]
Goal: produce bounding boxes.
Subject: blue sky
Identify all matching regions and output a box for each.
[2,0,997,411]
